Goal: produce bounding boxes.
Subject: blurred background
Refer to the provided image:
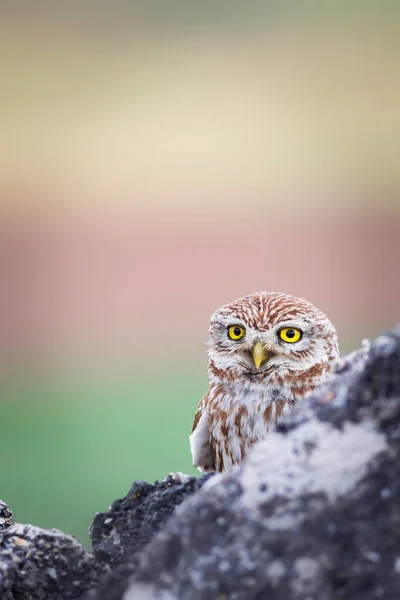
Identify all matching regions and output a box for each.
[0,2,399,547]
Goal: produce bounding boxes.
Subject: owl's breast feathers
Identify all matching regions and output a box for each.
[190,361,332,472]
[192,385,295,472]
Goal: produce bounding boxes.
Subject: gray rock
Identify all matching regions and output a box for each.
[0,519,105,599]
[102,327,400,600]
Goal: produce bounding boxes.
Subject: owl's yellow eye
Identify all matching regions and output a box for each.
[228,325,246,340]
[279,327,302,343]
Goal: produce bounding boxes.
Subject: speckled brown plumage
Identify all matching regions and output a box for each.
[190,291,339,472]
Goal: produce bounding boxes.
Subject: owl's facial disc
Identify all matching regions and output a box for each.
[209,315,315,376]
[207,292,339,384]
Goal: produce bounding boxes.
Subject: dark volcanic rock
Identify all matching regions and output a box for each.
[0,517,105,600]
[0,501,14,531]
[94,327,400,600]
[89,473,213,600]
[90,473,213,567]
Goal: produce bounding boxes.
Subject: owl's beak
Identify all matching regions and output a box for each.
[252,341,268,369]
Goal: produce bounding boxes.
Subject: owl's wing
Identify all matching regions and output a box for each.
[189,400,215,473]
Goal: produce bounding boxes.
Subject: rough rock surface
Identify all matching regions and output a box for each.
[94,327,400,600]
[0,501,14,531]
[88,473,213,600]
[0,514,105,600]
[90,473,213,567]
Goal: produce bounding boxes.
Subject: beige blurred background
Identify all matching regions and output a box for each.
[0,2,399,545]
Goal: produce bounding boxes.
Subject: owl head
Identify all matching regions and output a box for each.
[207,291,339,387]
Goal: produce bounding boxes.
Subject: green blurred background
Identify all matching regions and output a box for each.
[1,2,399,547]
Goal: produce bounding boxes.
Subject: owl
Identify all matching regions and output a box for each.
[190,291,339,473]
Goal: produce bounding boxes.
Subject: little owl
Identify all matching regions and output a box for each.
[190,291,339,473]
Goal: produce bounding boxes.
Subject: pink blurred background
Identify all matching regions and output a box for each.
[1,213,399,366]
